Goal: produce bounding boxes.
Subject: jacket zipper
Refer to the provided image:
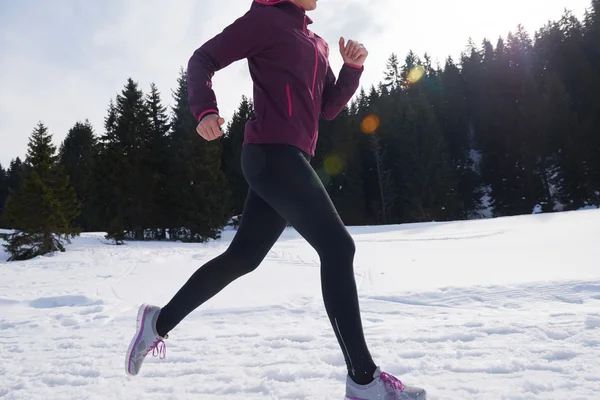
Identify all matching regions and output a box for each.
[286,83,293,117]
[304,15,319,147]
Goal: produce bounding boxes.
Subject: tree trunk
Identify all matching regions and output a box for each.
[43,230,53,254]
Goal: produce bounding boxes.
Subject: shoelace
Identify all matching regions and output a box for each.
[380,371,405,397]
[144,338,167,359]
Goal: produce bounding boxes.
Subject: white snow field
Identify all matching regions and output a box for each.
[1,209,600,400]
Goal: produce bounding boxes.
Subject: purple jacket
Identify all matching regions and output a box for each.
[187,0,364,156]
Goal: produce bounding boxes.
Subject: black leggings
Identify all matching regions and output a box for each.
[156,143,376,384]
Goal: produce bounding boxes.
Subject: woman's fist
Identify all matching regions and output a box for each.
[197,114,225,141]
[339,37,368,67]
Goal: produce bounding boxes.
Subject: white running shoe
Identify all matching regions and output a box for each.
[345,367,427,399]
[125,304,168,376]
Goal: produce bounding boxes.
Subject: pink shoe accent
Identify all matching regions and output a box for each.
[127,305,149,375]
[380,371,406,393]
[146,337,167,359]
[126,305,168,376]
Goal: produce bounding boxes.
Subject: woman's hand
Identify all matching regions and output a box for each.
[339,37,368,67]
[197,114,225,141]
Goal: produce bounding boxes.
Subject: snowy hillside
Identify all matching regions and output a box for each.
[1,209,600,399]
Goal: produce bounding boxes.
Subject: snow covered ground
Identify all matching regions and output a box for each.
[1,209,600,399]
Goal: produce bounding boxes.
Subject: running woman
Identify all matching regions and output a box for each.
[125,1,427,398]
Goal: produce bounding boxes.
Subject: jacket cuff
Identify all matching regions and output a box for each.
[343,63,364,70]
[197,109,219,122]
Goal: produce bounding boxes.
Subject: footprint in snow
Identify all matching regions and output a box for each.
[29,295,103,309]
[585,315,600,329]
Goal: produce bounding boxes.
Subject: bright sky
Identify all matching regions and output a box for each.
[0,0,592,166]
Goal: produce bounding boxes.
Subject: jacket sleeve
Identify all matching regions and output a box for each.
[187,9,273,122]
[321,63,364,121]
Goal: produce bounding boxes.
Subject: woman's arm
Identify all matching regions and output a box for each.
[321,63,364,120]
[321,37,368,120]
[187,9,273,122]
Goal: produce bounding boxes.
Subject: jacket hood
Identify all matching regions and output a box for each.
[252,0,313,24]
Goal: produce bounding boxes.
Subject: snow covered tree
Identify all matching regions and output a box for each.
[105,217,126,245]
[383,53,402,92]
[1,123,81,260]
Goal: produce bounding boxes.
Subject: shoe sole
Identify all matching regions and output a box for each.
[125,304,150,376]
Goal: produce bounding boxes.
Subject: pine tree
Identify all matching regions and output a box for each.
[221,95,253,218]
[96,78,152,240]
[145,83,171,238]
[59,120,98,231]
[461,39,499,215]
[364,86,396,224]
[585,0,600,68]
[166,69,230,242]
[507,26,552,213]
[383,53,402,92]
[400,50,421,89]
[440,56,483,217]
[582,1,600,204]
[396,90,462,222]
[3,158,25,228]
[6,158,24,193]
[1,123,81,260]
[470,34,536,216]
[105,217,127,245]
[369,133,396,224]
[420,52,444,125]
[118,78,152,240]
[91,101,121,234]
[533,8,600,209]
[355,88,385,224]
[0,164,7,224]
[538,73,583,210]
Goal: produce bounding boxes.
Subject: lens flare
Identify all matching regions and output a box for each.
[361,114,380,135]
[408,66,425,84]
[324,154,343,176]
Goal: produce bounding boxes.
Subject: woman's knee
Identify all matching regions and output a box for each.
[321,232,356,262]
[341,235,356,260]
[223,247,263,275]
